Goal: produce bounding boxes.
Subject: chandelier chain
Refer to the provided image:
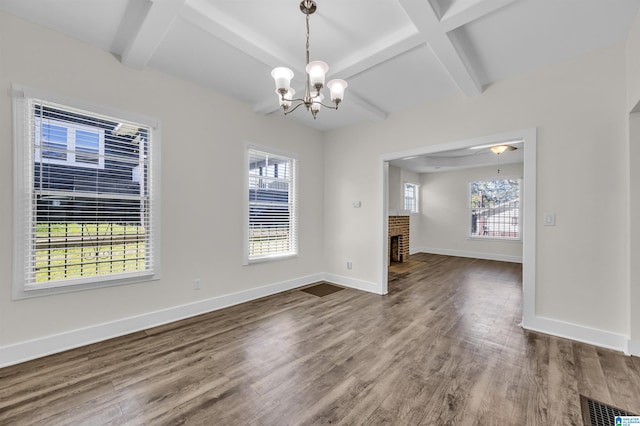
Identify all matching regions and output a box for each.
[305,12,311,99]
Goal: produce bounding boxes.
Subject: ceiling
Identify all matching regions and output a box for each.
[1,0,638,132]
[388,140,524,173]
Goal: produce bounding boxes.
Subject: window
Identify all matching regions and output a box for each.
[404,182,418,213]
[470,178,520,239]
[246,147,297,262]
[13,85,159,298]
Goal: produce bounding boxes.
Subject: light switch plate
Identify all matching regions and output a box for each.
[544,213,556,226]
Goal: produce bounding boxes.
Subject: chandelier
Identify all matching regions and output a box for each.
[271,0,348,119]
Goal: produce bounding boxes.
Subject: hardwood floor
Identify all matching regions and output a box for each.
[2,253,639,425]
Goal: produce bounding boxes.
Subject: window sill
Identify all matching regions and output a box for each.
[245,253,298,265]
[14,273,159,300]
[468,236,522,243]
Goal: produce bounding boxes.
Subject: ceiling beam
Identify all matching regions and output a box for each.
[330,27,425,78]
[121,0,184,69]
[398,0,482,97]
[440,0,517,32]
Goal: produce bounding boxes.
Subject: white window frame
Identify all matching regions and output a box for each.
[34,117,105,169]
[244,144,298,264]
[404,182,419,213]
[468,177,521,241]
[12,84,161,299]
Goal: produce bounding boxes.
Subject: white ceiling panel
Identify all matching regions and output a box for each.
[0,0,133,51]
[458,0,640,85]
[349,44,460,114]
[148,17,273,105]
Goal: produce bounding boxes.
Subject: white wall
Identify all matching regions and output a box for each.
[415,164,523,262]
[627,12,640,113]
[324,43,628,343]
[627,11,640,352]
[0,13,326,364]
[388,165,403,211]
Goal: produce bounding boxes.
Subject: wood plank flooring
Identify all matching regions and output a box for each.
[2,253,640,425]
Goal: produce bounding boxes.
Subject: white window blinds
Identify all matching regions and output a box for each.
[247,148,297,261]
[18,96,156,291]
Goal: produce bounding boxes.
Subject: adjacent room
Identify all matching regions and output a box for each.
[2,0,640,424]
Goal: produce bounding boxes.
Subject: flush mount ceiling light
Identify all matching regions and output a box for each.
[469,139,524,150]
[490,145,517,155]
[271,0,348,119]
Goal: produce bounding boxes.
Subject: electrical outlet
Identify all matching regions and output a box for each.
[194,278,201,290]
[347,261,352,270]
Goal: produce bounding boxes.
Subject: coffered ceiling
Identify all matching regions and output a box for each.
[1,0,638,131]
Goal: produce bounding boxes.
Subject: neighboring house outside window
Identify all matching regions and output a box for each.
[12,85,159,298]
[246,147,297,263]
[35,118,105,169]
[470,178,520,239]
[404,182,419,213]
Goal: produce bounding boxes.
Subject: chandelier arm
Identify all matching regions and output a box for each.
[314,102,339,110]
[283,101,307,115]
[278,93,308,106]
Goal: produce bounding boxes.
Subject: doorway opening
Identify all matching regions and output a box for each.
[378,128,536,327]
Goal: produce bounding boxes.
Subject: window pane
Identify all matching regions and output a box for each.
[470,179,520,239]
[75,129,100,165]
[404,183,417,213]
[41,123,68,161]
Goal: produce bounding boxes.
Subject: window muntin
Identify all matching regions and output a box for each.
[35,118,105,169]
[13,88,158,297]
[404,182,418,213]
[470,178,520,239]
[247,148,297,262]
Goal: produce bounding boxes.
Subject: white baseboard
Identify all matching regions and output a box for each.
[323,273,381,295]
[522,315,628,353]
[0,273,325,368]
[413,247,522,263]
[627,338,640,356]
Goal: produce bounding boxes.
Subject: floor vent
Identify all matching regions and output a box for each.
[580,395,637,426]
[300,283,344,298]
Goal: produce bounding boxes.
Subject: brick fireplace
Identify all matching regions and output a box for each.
[388,215,410,265]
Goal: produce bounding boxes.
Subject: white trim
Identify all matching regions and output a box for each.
[522,315,628,354]
[627,339,640,356]
[0,273,325,368]
[412,247,522,263]
[13,84,159,129]
[323,273,382,295]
